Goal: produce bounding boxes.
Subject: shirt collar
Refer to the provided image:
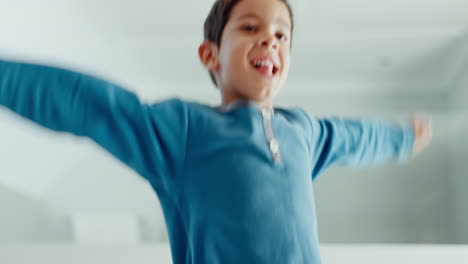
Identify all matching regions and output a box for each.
[214,99,274,115]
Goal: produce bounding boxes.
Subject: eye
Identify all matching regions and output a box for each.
[242,25,257,33]
[276,32,288,42]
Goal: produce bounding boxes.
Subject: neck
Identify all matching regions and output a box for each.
[221,94,273,109]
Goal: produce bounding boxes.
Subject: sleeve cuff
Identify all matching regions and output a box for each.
[398,123,415,164]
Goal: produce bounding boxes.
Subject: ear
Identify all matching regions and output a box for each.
[198,40,220,71]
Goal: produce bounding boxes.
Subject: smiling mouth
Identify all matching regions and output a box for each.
[251,60,279,76]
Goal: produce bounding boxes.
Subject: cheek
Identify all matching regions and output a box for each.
[284,60,291,74]
[220,42,244,67]
[230,42,248,62]
[281,52,291,73]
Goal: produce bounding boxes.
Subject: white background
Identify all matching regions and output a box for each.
[0,0,467,263]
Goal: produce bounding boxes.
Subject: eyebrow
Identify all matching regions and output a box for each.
[236,13,291,29]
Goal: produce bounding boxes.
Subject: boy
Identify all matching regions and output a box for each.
[0,0,431,263]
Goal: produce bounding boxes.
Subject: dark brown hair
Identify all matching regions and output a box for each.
[203,0,294,86]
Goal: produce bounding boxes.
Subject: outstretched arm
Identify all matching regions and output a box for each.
[0,59,188,194]
[306,114,431,180]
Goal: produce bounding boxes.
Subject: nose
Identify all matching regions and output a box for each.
[259,33,279,50]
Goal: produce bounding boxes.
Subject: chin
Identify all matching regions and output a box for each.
[248,90,274,103]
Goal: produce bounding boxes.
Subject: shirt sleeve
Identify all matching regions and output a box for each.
[304,114,414,180]
[0,59,188,195]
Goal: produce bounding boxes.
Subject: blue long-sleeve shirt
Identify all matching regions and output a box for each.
[0,59,414,263]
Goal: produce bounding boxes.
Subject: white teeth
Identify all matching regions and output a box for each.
[252,60,273,67]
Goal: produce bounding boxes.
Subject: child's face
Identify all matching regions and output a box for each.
[212,0,292,106]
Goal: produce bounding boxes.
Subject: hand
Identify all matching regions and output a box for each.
[411,113,432,158]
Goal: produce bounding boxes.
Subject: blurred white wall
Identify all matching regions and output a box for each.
[449,32,468,242]
[0,185,55,242]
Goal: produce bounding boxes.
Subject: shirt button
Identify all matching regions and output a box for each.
[261,108,271,119]
[269,139,279,153]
